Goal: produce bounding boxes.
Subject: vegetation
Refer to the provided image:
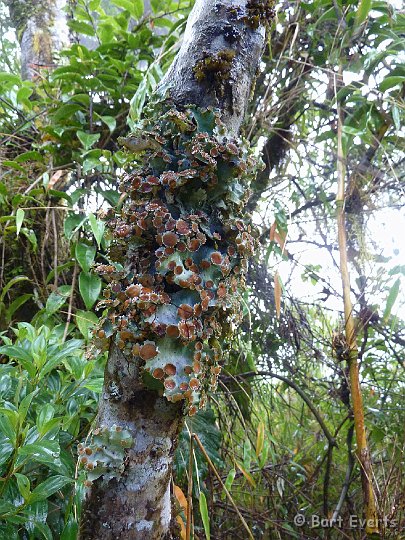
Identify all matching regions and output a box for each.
[0,0,403,538]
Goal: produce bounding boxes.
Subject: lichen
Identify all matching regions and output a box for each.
[78,425,133,487]
[90,101,262,415]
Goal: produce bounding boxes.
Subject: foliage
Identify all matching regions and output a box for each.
[0,323,102,539]
[0,0,403,538]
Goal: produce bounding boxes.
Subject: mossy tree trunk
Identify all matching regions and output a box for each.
[78,1,269,538]
[5,0,70,80]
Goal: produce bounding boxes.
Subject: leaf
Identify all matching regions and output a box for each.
[15,473,31,500]
[235,461,256,487]
[16,209,24,236]
[53,103,82,122]
[112,0,144,18]
[380,76,405,92]
[64,213,86,239]
[75,242,96,273]
[355,0,372,26]
[30,475,73,503]
[176,516,186,540]
[82,378,104,393]
[0,275,29,301]
[256,421,265,457]
[79,272,101,310]
[46,287,71,315]
[199,491,210,540]
[76,130,100,151]
[174,484,188,513]
[224,468,236,492]
[68,20,95,36]
[33,522,53,540]
[0,411,17,444]
[37,404,55,430]
[243,438,252,470]
[60,518,78,540]
[18,390,37,425]
[88,213,105,248]
[0,346,35,377]
[383,278,400,323]
[100,115,116,133]
[274,270,282,319]
[19,441,60,465]
[75,309,99,338]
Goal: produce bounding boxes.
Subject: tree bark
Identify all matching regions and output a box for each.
[79,1,268,538]
[5,0,70,80]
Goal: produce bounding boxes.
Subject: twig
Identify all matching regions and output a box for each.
[63,264,78,342]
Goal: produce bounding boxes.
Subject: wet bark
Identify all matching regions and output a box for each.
[79,1,267,538]
[5,0,70,80]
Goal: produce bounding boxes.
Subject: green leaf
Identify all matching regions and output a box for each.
[224,468,236,492]
[75,309,99,338]
[37,404,55,430]
[64,213,87,239]
[16,209,24,236]
[15,473,31,500]
[19,440,60,465]
[75,242,96,273]
[112,0,144,18]
[18,390,37,425]
[52,103,82,122]
[0,411,17,444]
[33,523,53,540]
[383,278,400,323]
[77,130,100,151]
[88,213,105,247]
[46,287,72,315]
[79,272,101,310]
[30,475,73,503]
[380,76,405,92]
[100,115,116,133]
[61,518,79,540]
[83,378,104,393]
[199,491,210,540]
[0,275,29,301]
[355,0,372,26]
[0,346,35,377]
[68,20,96,36]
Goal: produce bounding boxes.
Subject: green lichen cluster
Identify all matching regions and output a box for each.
[78,425,133,487]
[193,50,236,95]
[92,101,260,414]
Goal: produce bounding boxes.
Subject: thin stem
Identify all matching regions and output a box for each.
[335,66,379,537]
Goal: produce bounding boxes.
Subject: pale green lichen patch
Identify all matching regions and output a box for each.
[78,425,133,487]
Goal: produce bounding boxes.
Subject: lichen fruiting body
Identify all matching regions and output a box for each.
[93,102,260,414]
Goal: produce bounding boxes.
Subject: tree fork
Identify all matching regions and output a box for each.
[79,2,271,538]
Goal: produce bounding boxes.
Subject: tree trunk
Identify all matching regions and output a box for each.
[78,1,269,538]
[5,0,70,80]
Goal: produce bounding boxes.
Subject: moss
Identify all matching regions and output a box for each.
[244,0,276,29]
[193,50,236,96]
